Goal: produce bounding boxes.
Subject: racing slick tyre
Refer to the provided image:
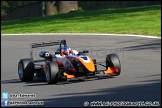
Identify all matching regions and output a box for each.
[18,59,35,82]
[106,54,121,75]
[93,59,97,71]
[45,61,59,84]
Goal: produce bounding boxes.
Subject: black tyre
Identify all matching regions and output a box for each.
[106,54,121,75]
[93,59,97,72]
[18,59,35,82]
[45,61,59,84]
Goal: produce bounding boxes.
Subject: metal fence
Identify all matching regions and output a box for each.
[2,2,43,21]
[81,1,161,11]
[2,1,161,21]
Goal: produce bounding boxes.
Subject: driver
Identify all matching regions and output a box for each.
[61,46,74,56]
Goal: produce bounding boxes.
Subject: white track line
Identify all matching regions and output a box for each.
[1,33,161,39]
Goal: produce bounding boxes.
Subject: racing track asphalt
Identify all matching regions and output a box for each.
[1,34,161,107]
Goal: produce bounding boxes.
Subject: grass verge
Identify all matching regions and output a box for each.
[1,5,161,37]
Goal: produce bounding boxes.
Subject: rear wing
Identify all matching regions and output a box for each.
[30,40,66,48]
[30,39,66,60]
[31,41,60,48]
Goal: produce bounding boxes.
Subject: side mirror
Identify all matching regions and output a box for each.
[83,50,89,53]
[39,51,48,58]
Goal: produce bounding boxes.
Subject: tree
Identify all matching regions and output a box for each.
[45,1,58,15]
[1,1,10,16]
[58,1,78,14]
[44,1,79,16]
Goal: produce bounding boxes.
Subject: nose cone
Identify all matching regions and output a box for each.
[77,56,95,72]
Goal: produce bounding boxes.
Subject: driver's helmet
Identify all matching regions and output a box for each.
[61,46,73,55]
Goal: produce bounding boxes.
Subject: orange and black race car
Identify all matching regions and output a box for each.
[18,40,121,84]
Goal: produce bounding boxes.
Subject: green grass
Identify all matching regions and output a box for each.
[1,5,161,37]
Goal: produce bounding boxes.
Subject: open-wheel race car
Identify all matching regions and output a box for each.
[18,39,121,84]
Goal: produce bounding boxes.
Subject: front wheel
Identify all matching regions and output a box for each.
[45,61,59,84]
[106,54,121,75]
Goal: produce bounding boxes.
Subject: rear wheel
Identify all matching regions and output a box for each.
[106,54,121,75]
[18,59,35,82]
[45,61,59,84]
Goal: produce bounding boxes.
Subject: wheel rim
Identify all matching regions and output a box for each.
[18,63,23,79]
[46,67,50,81]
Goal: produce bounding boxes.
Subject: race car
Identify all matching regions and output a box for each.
[18,40,121,84]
